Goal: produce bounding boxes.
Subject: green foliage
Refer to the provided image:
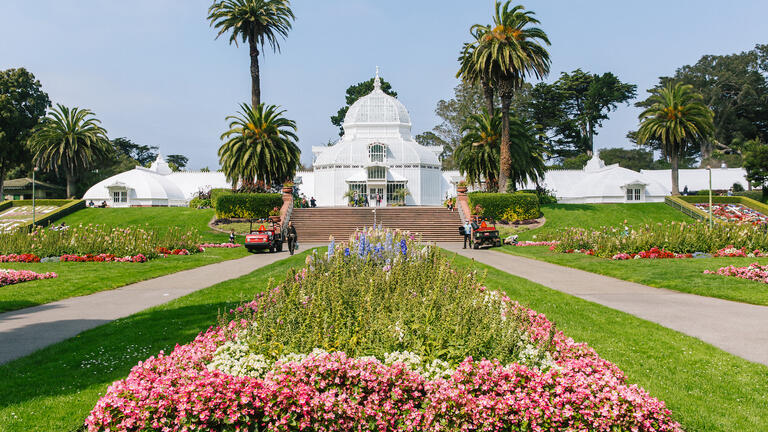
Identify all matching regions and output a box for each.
[234,248,552,366]
[517,70,636,158]
[559,153,590,169]
[0,68,50,197]
[330,77,397,135]
[733,182,745,192]
[209,188,233,210]
[28,104,112,198]
[0,224,201,258]
[743,141,768,197]
[111,137,157,166]
[218,103,300,186]
[214,193,282,219]
[550,221,768,257]
[166,154,188,171]
[189,197,212,209]
[468,192,540,221]
[598,148,655,171]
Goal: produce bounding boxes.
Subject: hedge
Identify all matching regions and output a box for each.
[468,192,540,221]
[214,193,282,219]
[210,188,234,210]
[0,200,11,213]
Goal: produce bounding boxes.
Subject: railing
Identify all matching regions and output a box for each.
[664,196,710,222]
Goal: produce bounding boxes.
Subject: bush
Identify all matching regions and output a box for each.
[214,193,282,219]
[188,197,211,209]
[209,188,233,210]
[468,192,540,221]
[733,182,745,192]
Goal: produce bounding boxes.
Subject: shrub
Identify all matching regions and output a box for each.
[733,182,745,192]
[214,193,282,219]
[188,197,211,209]
[209,188,233,210]
[469,192,540,221]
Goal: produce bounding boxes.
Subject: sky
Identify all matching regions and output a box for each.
[1,0,766,169]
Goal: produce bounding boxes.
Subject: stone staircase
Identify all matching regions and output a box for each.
[290,206,463,243]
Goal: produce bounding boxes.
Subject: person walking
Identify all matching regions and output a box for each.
[286,221,298,255]
[462,220,473,249]
[229,230,235,244]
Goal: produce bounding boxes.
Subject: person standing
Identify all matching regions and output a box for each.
[310,196,316,207]
[462,220,472,249]
[229,230,235,244]
[286,221,298,255]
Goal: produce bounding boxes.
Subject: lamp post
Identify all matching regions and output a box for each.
[707,165,712,229]
[32,166,39,226]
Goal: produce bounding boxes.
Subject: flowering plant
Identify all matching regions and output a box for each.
[0,268,57,287]
[705,263,768,283]
[694,203,768,225]
[86,227,681,431]
[514,240,558,247]
[199,243,241,249]
[0,253,40,263]
[59,254,148,263]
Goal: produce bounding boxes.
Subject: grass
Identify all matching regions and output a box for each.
[516,203,692,241]
[0,249,313,432]
[1,247,765,431]
[0,207,249,313]
[445,252,768,432]
[498,246,768,306]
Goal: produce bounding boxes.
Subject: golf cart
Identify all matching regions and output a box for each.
[244,219,283,253]
[471,216,502,249]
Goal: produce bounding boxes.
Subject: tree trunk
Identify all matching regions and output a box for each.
[0,164,5,201]
[249,35,261,109]
[588,121,594,154]
[481,80,494,115]
[66,171,76,199]
[499,93,512,193]
[670,153,680,196]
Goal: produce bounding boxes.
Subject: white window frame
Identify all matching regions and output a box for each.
[368,142,386,163]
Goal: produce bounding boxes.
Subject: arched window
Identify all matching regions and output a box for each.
[369,143,385,163]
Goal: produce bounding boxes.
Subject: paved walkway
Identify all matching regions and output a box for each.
[442,243,768,366]
[0,247,319,364]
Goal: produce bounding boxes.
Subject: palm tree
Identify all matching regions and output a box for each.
[28,104,111,198]
[507,118,547,190]
[471,1,550,192]
[457,27,495,115]
[208,0,295,108]
[455,110,502,191]
[637,83,714,195]
[218,103,300,187]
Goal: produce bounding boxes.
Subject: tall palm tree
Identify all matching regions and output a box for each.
[471,1,550,192]
[218,103,300,187]
[456,111,501,191]
[208,0,295,108]
[457,27,495,115]
[507,118,547,190]
[28,104,111,198]
[637,83,714,195]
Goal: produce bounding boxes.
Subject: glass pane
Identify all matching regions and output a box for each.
[635,189,641,200]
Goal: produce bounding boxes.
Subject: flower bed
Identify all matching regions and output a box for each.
[704,263,768,283]
[611,248,693,260]
[514,240,558,247]
[59,254,148,263]
[86,228,681,431]
[199,242,241,248]
[0,254,41,263]
[0,224,202,259]
[0,269,57,287]
[694,203,768,225]
[549,221,768,258]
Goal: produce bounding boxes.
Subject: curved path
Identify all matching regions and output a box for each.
[442,243,768,366]
[0,247,319,364]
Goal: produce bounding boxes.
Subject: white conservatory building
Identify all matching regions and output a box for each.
[82,155,231,207]
[300,70,455,206]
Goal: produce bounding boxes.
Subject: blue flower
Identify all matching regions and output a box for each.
[344,247,350,257]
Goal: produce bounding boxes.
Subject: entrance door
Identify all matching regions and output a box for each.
[370,187,385,206]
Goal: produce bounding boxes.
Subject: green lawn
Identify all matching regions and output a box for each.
[1,247,765,431]
[0,207,249,313]
[498,246,768,306]
[516,203,692,241]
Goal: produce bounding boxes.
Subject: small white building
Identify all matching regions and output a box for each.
[82,155,230,207]
[301,69,453,206]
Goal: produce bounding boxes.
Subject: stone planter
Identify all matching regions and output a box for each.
[457,186,468,195]
[282,186,294,195]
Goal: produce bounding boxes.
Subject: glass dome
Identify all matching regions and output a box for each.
[343,72,411,127]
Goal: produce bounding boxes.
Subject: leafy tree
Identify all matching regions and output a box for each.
[0,68,50,198]
[467,1,551,192]
[111,137,158,166]
[414,131,452,168]
[598,148,654,171]
[517,70,635,159]
[28,105,112,198]
[658,44,768,159]
[218,103,299,187]
[557,153,590,170]
[166,154,189,171]
[208,0,295,108]
[637,83,714,195]
[330,77,396,135]
[742,140,768,199]
[457,27,495,115]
